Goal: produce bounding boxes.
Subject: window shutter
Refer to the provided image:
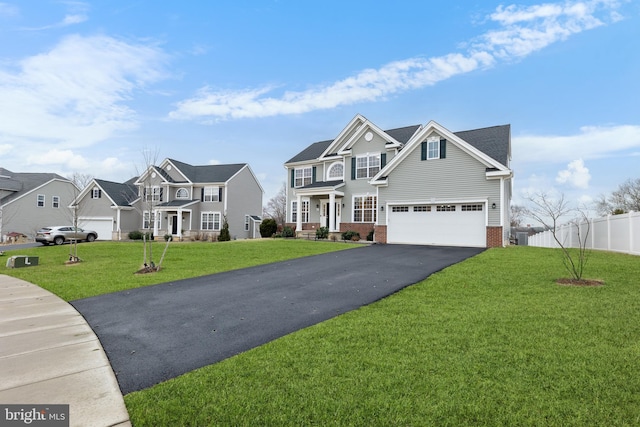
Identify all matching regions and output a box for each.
[440,139,446,159]
[290,169,295,188]
[421,142,427,161]
[160,188,164,202]
[381,153,387,169]
[351,158,356,180]
[98,189,102,198]
[312,166,316,184]
[201,188,204,202]
[219,187,223,202]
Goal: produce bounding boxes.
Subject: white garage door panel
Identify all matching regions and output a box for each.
[78,218,113,241]
[387,206,485,247]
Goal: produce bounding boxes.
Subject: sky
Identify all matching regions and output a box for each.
[1,0,639,220]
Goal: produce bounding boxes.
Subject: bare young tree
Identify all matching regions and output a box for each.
[526,192,591,281]
[67,172,94,191]
[596,177,640,215]
[510,204,527,227]
[263,182,287,227]
[136,147,161,271]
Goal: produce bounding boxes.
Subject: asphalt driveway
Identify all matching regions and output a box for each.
[71,244,484,394]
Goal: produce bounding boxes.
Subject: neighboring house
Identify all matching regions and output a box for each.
[0,167,79,241]
[75,159,264,240]
[284,114,513,248]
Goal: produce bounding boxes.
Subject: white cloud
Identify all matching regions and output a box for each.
[208,159,222,165]
[26,148,89,170]
[169,0,624,121]
[0,34,168,148]
[513,124,640,164]
[556,159,591,189]
[0,3,19,18]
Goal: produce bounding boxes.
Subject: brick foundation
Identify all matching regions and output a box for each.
[486,226,504,248]
[374,225,387,244]
[339,223,375,241]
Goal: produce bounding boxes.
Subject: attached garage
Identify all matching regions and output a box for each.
[387,203,486,247]
[78,217,113,241]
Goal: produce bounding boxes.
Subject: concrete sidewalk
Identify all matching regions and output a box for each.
[0,274,130,427]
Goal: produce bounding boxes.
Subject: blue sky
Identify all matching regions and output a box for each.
[1,0,639,217]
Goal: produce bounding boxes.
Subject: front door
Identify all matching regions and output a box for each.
[320,200,341,231]
[171,215,178,234]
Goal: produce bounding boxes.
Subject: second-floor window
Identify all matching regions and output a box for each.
[37,194,45,207]
[176,188,189,199]
[92,188,101,199]
[294,167,312,188]
[144,186,163,202]
[356,154,380,179]
[327,162,344,180]
[52,196,60,208]
[203,186,220,202]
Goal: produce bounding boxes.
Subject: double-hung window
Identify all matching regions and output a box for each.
[145,186,162,202]
[356,154,380,179]
[202,212,221,231]
[92,188,101,199]
[244,215,250,231]
[143,211,160,229]
[203,187,219,202]
[290,200,309,222]
[36,194,45,207]
[294,167,312,188]
[353,195,377,222]
[52,196,60,208]
[291,201,298,223]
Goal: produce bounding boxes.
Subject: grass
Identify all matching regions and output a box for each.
[122,246,640,426]
[0,239,357,301]
[4,242,640,425]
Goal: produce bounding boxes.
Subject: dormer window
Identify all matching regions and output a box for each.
[176,188,189,199]
[327,162,344,181]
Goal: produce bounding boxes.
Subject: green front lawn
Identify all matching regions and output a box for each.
[4,242,639,425]
[124,247,640,426]
[1,239,357,301]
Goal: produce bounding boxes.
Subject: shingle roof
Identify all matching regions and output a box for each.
[454,124,510,167]
[167,159,247,183]
[0,169,70,205]
[94,179,138,206]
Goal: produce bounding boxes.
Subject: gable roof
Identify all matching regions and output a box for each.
[454,125,511,167]
[285,124,421,165]
[93,179,138,206]
[164,159,248,184]
[0,168,72,205]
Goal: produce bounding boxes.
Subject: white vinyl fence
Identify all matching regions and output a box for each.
[528,211,640,256]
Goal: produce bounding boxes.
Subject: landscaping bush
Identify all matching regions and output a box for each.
[316,227,329,239]
[282,226,295,238]
[128,231,153,241]
[218,218,231,241]
[341,230,360,241]
[260,218,278,237]
[366,229,374,241]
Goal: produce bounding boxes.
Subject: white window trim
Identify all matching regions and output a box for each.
[52,196,60,208]
[91,188,100,199]
[427,136,440,160]
[294,167,312,188]
[355,153,380,179]
[291,200,298,223]
[244,215,250,231]
[143,210,160,229]
[326,161,344,181]
[352,195,377,223]
[300,199,310,223]
[145,186,162,202]
[203,186,219,202]
[201,211,221,231]
[176,188,189,199]
[37,194,45,207]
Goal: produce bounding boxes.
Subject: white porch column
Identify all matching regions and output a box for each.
[296,194,302,232]
[329,192,336,232]
[153,209,159,238]
[116,208,121,240]
[177,209,183,237]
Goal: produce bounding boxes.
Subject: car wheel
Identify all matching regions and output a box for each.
[54,236,64,245]
[86,234,96,242]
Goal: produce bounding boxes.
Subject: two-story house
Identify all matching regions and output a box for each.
[284,114,512,248]
[75,159,264,240]
[0,168,79,241]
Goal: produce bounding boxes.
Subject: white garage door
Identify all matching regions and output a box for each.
[78,217,113,241]
[387,203,486,247]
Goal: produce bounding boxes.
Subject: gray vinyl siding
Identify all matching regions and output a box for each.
[378,140,501,225]
[76,187,117,221]
[2,180,78,238]
[225,166,263,239]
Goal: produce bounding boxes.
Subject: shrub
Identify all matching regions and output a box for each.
[260,218,278,237]
[366,229,374,241]
[316,227,329,239]
[341,230,360,241]
[218,217,231,241]
[282,226,295,238]
[128,231,153,241]
[164,234,173,241]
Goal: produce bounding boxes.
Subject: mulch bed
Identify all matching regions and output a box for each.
[556,278,604,287]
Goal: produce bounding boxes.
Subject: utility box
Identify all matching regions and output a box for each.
[5,255,39,268]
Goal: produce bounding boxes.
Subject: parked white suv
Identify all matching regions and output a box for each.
[35,226,98,246]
